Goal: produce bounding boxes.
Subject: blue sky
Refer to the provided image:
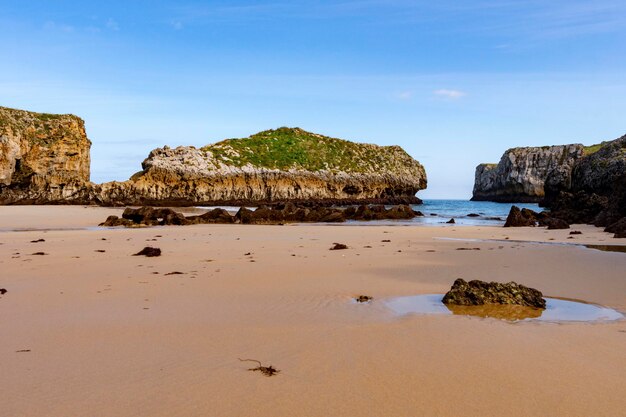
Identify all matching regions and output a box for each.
[2,1,625,198]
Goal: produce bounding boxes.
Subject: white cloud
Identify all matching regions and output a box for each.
[170,20,184,30]
[433,89,466,100]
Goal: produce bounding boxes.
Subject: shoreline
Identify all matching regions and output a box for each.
[1,206,624,417]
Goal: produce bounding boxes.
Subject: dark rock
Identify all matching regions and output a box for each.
[605,217,626,238]
[569,230,582,235]
[330,243,348,250]
[133,247,161,257]
[99,215,136,227]
[545,218,570,230]
[442,278,546,309]
[30,239,45,243]
[504,206,536,227]
[446,218,455,224]
[31,252,47,256]
[545,135,626,233]
[355,295,373,303]
[467,213,480,217]
[0,288,7,295]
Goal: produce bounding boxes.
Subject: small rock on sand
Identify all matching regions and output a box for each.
[133,247,162,257]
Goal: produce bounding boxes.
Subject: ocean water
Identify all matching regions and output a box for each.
[407,199,541,226]
[200,199,540,226]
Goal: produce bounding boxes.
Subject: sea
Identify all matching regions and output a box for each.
[407,199,540,226]
[201,199,540,227]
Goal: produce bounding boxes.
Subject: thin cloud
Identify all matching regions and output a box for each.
[433,89,466,100]
[394,90,413,100]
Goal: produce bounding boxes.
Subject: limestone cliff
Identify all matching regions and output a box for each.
[0,106,91,204]
[547,134,626,228]
[0,108,426,206]
[94,127,427,206]
[471,144,584,203]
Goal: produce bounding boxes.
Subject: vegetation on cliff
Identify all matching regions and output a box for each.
[201,127,420,174]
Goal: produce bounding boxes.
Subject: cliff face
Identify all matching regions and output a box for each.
[471,144,584,203]
[94,128,427,206]
[0,106,91,204]
[0,110,426,206]
[547,135,626,227]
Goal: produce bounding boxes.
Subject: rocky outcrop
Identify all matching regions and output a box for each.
[100,204,422,227]
[503,206,568,229]
[0,109,427,206]
[0,106,91,203]
[94,127,426,206]
[472,145,584,202]
[442,278,546,309]
[546,134,626,236]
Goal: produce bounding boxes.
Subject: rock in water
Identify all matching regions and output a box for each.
[0,106,91,204]
[471,145,584,203]
[442,278,546,309]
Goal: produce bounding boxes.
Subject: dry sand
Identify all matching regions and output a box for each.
[1,206,625,417]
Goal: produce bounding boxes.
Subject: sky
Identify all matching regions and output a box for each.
[2,1,626,199]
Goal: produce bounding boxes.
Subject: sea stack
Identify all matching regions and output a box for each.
[96,127,427,206]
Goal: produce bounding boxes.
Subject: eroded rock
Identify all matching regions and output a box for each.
[442,278,546,309]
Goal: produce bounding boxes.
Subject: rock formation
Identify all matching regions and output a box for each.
[472,144,584,202]
[94,127,426,206]
[100,204,422,227]
[0,106,427,206]
[442,278,546,309]
[0,106,91,203]
[546,135,626,225]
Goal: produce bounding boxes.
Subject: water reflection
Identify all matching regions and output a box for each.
[385,294,623,322]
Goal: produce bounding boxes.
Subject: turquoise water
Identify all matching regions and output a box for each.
[201,199,541,226]
[406,199,541,226]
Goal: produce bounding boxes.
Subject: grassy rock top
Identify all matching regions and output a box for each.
[0,106,87,147]
[200,127,422,175]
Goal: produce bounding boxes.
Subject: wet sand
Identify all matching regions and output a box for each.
[1,206,625,417]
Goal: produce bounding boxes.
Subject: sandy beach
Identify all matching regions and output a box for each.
[1,206,625,417]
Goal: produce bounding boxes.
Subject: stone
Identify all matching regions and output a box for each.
[355,295,373,303]
[330,243,348,250]
[442,278,546,309]
[503,206,536,227]
[0,288,7,295]
[545,218,570,230]
[133,247,161,257]
[605,217,626,238]
[446,218,455,224]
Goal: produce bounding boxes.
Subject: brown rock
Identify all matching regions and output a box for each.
[442,278,546,309]
[133,247,161,257]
